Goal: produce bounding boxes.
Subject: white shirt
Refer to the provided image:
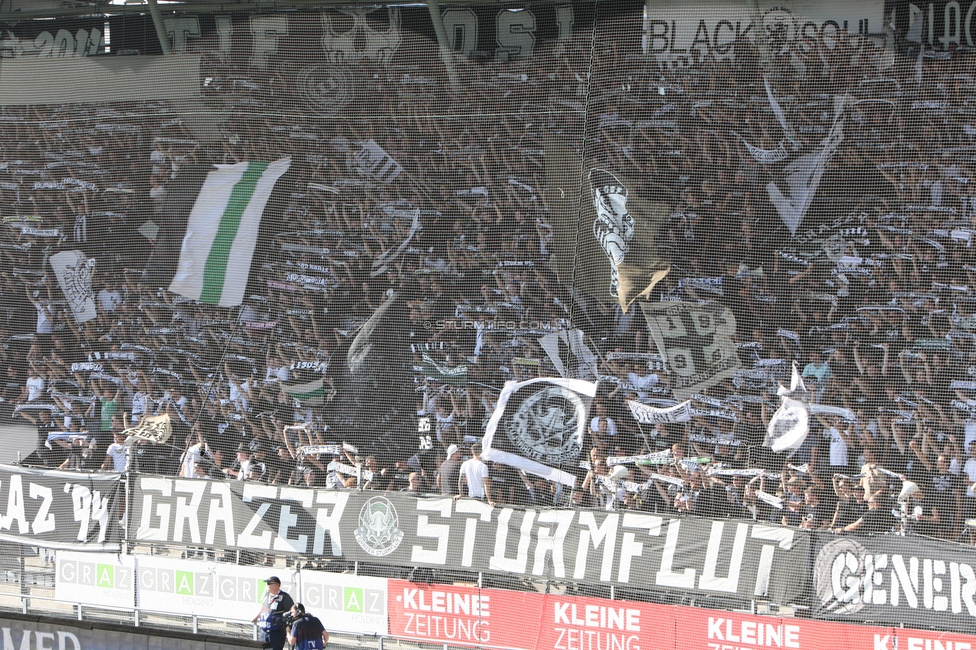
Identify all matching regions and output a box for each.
[828,427,849,466]
[106,443,128,472]
[965,458,976,498]
[181,443,204,479]
[35,303,53,334]
[459,457,489,498]
[131,392,148,418]
[626,372,659,398]
[26,376,45,402]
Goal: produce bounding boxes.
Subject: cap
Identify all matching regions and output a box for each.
[265,576,281,584]
[236,442,248,453]
[446,444,459,458]
[609,465,629,480]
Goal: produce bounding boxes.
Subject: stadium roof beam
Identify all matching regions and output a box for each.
[0,0,527,21]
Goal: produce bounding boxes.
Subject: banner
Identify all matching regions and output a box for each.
[55,551,135,608]
[0,615,258,650]
[640,301,741,399]
[627,399,692,424]
[811,532,976,634]
[129,480,809,602]
[387,579,540,649]
[300,570,388,636]
[643,0,883,65]
[49,250,97,324]
[136,556,295,622]
[383,584,960,650]
[481,377,598,486]
[0,465,122,551]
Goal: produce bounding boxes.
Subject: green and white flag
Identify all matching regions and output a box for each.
[282,377,325,406]
[169,158,291,307]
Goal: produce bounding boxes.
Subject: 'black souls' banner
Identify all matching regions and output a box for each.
[129,477,809,603]
[0,464,122,550]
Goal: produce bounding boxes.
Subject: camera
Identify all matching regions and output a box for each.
[281,611,300,627]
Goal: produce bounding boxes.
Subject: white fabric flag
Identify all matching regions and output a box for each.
[482,377,598,487]
[766,97,847,235]
[765,396,810,452]
[169,158,291,307]
[765,363,813,452]
[50,249,97,323]
[627,399,692,424]
[539,330,599,379]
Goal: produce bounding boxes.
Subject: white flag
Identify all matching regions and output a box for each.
[169,158,291,307]
[765,396,810,452]
[50,250,97,323]
[482,377,598,487]
[766,96,847,235]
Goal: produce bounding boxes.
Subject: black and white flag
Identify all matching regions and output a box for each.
[766,96,848,235]
[539,329,599,379]
[482,377,597,487]
[764,364,811,452]
[50,250,96,323]
[641,301,740,399]
[351,139,402,184]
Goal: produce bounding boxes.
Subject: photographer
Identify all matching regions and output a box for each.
[252,576,294,650]
[286,603,329,650]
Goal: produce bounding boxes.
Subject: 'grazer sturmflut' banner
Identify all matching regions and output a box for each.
[0,465,122,551]
[811,532,976,635]
[129,478,808,603]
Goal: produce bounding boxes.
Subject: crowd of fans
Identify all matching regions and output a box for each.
[1,10,975,544]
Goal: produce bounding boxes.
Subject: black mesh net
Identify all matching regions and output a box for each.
[0,1,973,646]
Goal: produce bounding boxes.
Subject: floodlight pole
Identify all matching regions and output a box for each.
[146,0,173,56]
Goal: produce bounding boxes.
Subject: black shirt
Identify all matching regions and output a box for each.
[857,506,895,535]
[291,614,325,643]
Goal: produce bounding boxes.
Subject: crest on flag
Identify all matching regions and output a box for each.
[482,377,597,486]
[547,138,673,312]
[50,249,97,323]
[123,414,172,445]
[640,301,741,399]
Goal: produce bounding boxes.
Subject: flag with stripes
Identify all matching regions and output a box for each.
[282,376,325,406]
[167,158,291,307]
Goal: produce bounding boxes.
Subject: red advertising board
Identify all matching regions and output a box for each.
[387,579,544,649]
[388,581,976,650]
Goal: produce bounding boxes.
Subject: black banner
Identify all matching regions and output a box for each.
[0,614,259,650]
[0,465,122,551]
[129,476,809,603]
[811,532,976,634]
[0,18,107,58]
